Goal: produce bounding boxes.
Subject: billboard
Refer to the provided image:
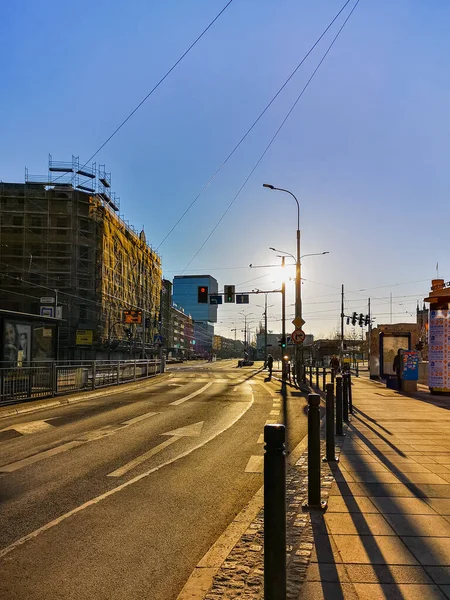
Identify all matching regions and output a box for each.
[428,309,450,391]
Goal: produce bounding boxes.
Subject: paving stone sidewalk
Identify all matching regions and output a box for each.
[300,377,450,599]
[202,383,344,600]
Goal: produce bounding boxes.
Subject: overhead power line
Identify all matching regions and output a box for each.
[157,0,353,250]
[75,1,235,175]
[182,0,361,273]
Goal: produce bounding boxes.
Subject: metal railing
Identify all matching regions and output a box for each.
[0,359,163,407]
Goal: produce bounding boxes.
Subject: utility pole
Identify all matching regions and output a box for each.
[368,298,371,371]
[340,284,344,365]
[264,293,268,365]
[281,257,286,380]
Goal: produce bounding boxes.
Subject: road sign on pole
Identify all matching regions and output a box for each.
[291,329,306,344]
[292,316,305,329]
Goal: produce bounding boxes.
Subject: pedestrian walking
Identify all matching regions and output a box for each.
[267,354,274,379]
[330,354,340,378]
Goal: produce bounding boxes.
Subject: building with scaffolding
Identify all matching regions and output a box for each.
[0,155,162,360]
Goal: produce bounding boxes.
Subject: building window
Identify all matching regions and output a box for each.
[31,217,42,227]
[12,216,23,226]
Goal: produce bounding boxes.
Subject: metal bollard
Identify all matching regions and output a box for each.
[331,368,335,384]
[356,362,359,377]
[309,365,313,385]
[323,383,338,462]
[303,394,327,511]
[335,375,344,436]
[322,367,327,391]
[264,424,286,600]
[315,366,319,389]
[348,371,353,414]
[343,373,349,423]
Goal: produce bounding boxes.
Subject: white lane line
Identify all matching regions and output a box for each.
[170,382,213,406]
[269,410,280,417]
[245,455,263,473]
[108,421,204,477]
[0,391,255,559]
[0,420,55,435]
[0,441,84,473]
[108,437,179,477]
[121,412,159,426]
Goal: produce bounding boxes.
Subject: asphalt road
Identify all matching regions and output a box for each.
[0,360,309,600]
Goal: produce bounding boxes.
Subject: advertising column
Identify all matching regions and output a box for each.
[428,310,450,392]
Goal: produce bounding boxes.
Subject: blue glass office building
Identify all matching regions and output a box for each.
[172,275,218,323]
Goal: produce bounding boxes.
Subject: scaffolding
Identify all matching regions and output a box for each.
[0,156,161,359]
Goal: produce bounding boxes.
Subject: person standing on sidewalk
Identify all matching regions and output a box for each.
[393,349,403,390]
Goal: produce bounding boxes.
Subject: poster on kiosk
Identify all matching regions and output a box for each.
[428,309,450,392]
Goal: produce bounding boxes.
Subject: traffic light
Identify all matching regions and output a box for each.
[351,312,357,326]
[198,286,208,303]
[358,313,364,327]
[224,285,235,303]
[278,335,286,348]
[365,314,370,327]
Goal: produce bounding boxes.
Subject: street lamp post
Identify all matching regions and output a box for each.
[264,183,302,382]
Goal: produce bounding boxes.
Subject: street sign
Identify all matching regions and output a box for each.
[40,306,54,317]
[40,296,55,304]
[236,294,249,304]
[292,316,305,328]
[209,295,223,305]
[286,335,294,346]
[291,329,306,344]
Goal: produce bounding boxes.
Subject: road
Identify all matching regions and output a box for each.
[0,359,309,600]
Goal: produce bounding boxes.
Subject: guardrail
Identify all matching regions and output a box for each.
[0,359,163,407]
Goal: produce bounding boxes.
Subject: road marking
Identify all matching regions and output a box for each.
[168,383,184,387]
[108,438,179,477]
[121,412,159,426]
[170,382,213,406]
[108,421,205,477]
[0,420,55,435]
[269,410,279,416]
[0,441,84,473]
[245,455,263,473]
[0,394,254,559]
[257,434,264,444]
[265,419,278,425]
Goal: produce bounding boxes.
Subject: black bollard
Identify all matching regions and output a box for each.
[331,368,335,384]
[356,362,359,377]
[264,424,286,600]
[309,365,313,385]
[315,366,319,389]
[323,382,338,462]
[348,371,353,414]
[335,375,344,436]
[322,367,327,391]
[343,373,349,423]
[303,394,327,511]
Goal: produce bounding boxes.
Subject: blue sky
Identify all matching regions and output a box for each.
[2,0,449,341]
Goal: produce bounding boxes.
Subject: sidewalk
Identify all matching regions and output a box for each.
[300,377,450,599]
